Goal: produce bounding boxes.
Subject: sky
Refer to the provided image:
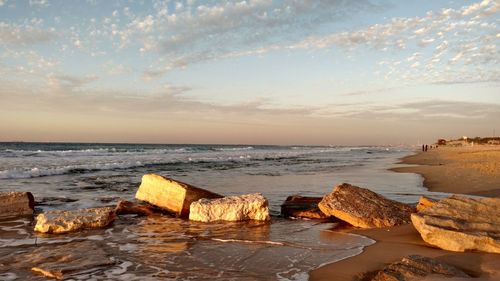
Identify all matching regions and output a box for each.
[0,0,498,145]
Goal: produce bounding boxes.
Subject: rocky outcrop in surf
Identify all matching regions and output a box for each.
[189,193,270,222]
[34,207,116,234]
[0,191,35,218]
[135,174,222,217]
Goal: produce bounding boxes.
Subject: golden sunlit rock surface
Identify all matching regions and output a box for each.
[411,195,500,253]
[189,193,270,222]
[34,207,116,234]
[135,174,222,217]
[318,183,414,228]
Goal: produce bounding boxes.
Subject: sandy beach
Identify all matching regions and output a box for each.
[310,145,500,281]
[391,145,500,197]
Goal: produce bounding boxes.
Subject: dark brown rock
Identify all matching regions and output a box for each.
[318,183,414,228]
[0,191,35,218]
[115,200,157,216]
[281,195,329,219]
[370,255,470,281]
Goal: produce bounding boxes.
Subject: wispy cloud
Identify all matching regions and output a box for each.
[0,21,56,46]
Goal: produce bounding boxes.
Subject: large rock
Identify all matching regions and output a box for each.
[135,174,222,217]
[281,195,329,219]
[0,191,35,218]
[34,207,115,234]
[318,183,414,228]
[411,195,500,253]
[189,193,270,222]
[370,255,469,281]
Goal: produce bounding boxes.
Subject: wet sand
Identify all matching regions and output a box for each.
[310,145,500,281]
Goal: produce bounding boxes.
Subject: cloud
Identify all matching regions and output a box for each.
[0,22,57,46]
[134,0,380,77]
[135,0,498,86]
[332,99,500,122]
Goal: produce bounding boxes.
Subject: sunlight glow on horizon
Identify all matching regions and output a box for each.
[0,0,498,145]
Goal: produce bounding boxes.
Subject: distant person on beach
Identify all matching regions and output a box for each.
[425,145,428,152]
[422,145,425,152]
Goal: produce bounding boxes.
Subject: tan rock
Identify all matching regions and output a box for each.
[318,183,414,228]
[411,195,500,253]
[281,195,329,219]
[115,200,157,216]
[416,196,436,212]
[135,174,222,217]
[370,255,469,281]
[34,207,115,234]
[0,191,35,217]
[189,193,270,222]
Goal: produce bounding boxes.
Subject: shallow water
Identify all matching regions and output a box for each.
[0,143,447,280]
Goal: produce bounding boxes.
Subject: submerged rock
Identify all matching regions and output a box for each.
[416,196,437,212]
[281,195,329,219]
[370,255,469,281]
[34,207,116,234]
[411,195,500,253]
[189,193,270,222]
[115,200,157,216]
[0,191,35,218]
[135,174,222,217]
[318,183,414,228]
[2,241,114,280]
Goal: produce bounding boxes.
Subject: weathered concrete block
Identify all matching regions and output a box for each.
[189,193,270,222]
[135,174,222,217]
[34,207,116,234]
[0,191,35,218]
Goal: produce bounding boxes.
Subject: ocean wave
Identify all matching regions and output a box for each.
[211,146,254,151]
[0,161,145,179]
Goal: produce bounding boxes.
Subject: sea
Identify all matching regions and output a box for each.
[0,142,445,280]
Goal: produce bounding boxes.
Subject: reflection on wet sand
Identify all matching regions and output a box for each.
[0,214,374,280]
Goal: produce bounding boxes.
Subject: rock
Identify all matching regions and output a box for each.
[318,183,414,228]
[135,174,222,217]
[189,193,270,222]
[34,207,116,234]
[416,196,436,212]
[1,241,114,280]
[0,191,35,218]
[411,195,500,253]
[281,195,329,219]
[115,200,157,216]
[370,255,469,281]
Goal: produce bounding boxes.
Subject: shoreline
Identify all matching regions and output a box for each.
[390,145,500,197]
[310,145,500,281]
